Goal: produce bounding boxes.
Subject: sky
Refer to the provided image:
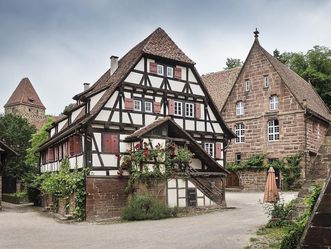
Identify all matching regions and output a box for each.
[0,0,330,115]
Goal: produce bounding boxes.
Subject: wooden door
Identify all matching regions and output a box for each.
[226,172,240,187]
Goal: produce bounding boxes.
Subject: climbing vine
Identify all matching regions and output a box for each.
[35,158,89,221]
[120,141,193,192]
[227,153,302,189]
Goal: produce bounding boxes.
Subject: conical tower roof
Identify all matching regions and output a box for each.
[4,77,45,109]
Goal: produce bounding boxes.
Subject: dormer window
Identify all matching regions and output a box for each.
[236,101,244,115]
[264,75,269,88]
[157,65,164,76]
[245,80,250,92]
[167,67,173,78]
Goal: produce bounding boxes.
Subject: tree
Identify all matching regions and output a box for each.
[63,103,76,114]
[224,58,243,69]
[274,46,331,108]
[0,114,36,179]
[25,116,54,171]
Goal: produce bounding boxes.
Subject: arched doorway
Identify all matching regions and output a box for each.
[226,171,240,188]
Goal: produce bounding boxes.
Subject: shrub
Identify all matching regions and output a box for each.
[265,200,295,228]
[122,194,177,221]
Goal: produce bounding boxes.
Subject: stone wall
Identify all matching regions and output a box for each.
[237,170,267,191]
[85,176,129,221]
[5,104,46,129]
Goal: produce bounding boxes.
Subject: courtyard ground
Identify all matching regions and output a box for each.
[0,192,297,249]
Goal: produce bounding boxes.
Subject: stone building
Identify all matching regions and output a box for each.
[203,30,331,190]
[4,77,46,129]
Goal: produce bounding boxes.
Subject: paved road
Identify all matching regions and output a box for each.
[0,192,297,249]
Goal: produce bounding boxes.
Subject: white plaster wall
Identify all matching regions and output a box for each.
[90,91,105,110]
[122,113,130,124]
[145,114,156,126]
[213,123,223,133]
[188,69,197,83]
[168,80,185,92]
[92,153,101,167]
[190,84,204,96]
[196,121,205,132]
[190,158,202,169]
[208,106,217,121]
[125,72,143,84]
[111,111,120,123]
[50,128,55,137]
[90,170,107,176]
[167,189,177,207]
[120,141,131,153]
[72,107,83,122]
[174,118,183,128]
[92,133,102,151]
[130,113,143,125]
[185,120,195,130]
[58,119,67,132]
[134,58,144,71]
[101,154,118,167]
[95,110,111,121]
[104,91,119,108]
[149,75,163,89]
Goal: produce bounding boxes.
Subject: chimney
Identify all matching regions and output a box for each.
[110,55,119,75]
[83,83,90,91]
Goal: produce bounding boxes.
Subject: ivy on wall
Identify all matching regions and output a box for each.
[120,141,193,193]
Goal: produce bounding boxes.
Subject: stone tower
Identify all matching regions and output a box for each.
[4,77,46,129]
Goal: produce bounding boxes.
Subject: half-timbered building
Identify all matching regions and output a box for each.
[38,28,234,220]
[203,30,331,190]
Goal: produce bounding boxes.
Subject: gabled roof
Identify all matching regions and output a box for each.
[202,67,241,111]
[0,141,18,155]
[125,117,229,175]
[74,27,194,100]
[4,77,45,109]
[203,38,331,122]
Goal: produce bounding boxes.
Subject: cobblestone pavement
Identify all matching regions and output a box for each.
[0,192,297,249]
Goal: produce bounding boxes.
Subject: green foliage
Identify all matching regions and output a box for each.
[227,153,302,189]
[0,113,36,179]
[35,158,88,221]
[224,58,243,69]
[121,142,193,193]
[122,194,178,221]
[25,116,54,169]
[265,201,295,228]
[275,46,331,108]
[2,191,28,204]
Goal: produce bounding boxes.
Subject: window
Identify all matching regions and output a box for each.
[185,103,194,118]
[145,101,153,113]
[157,64,164,76]
[264,76,269,88]
[204,143,214,157]
[235,123,245,143]
[245,80,250,92]
[270,95,279,110]
[134,99,142,111]
[236,101,244,115]
[268,119,280,141]
[167,67,173,78]
[235,153,241,165]
[174,101,182,116]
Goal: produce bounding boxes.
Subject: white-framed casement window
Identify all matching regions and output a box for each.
[145,101,153,113]
[245,80,250,92]
[174,101,183,116]
[236,101,245,115]
[264,75,269,88]
[204,143,214,157]
[235,123,245,143]
[157,64,164,76]
[268,119,280,141]
[185,103,194,118]
[270,95,279,110]
[167,67,173,78]
[134,99,142,111]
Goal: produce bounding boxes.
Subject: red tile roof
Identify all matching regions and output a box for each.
[4,77,45,109]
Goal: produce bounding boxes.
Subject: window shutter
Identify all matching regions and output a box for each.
[69,136,75,156]
[174,67,182,80]
[59,145,63,160]
[168,99,175,115]
[215,142,222,160]
[150,62,157,74]
[54,146,58,161]
[110,134,119,154]
[154,102,161,114]
[74,135,82,155]
[42,151,46,164]
[102,133,112,153]
[195,103,201,119]
[125,98,134,110]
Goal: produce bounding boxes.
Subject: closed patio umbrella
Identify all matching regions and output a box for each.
[263,167,280,203]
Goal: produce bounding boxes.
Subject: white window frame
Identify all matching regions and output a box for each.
[204,143,214,158]
[145,101,153,113]
[245,80,250,92]
[185,102,194,118]
[264,76,269,88]
[235,123,245,143]
[166,67,173,78]
[236,101,244,115]
[174,101,183,116]
[270,95,279,110]
[157,64,164,76]
[133,99,142,112]
[268,120,280,141]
